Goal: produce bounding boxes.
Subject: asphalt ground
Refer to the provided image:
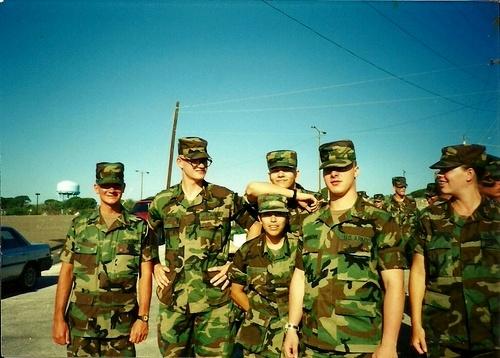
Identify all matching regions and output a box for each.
[1,245,419,358]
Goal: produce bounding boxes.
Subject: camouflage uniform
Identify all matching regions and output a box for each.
[414,198,500,356]
[372,193,385,210]
[386,177,418,260]
[296,140,406,356]
[60,163,155,357]
[229,194,299,358]
[297,196,405,355]
[266,150,322,235]
[149,137,256,357]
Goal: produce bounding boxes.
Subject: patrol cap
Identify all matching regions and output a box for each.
[319,140,356,170]
[373,193,384,201]
[425,183,438,197]
[430,144,486,170]
[178,137,211,160]
[266,150,297,170]
[358,191,369,199]
[96,162,125,185]
[257,194,289,214]
[392,176,407,187]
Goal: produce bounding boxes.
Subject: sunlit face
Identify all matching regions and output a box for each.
[94,183,124,206]
[177,156,211,181]
[394,186,406,197]
[374,200,384,209]
[259,212,287,239]
[323,163,358,198]
[268,167,298,189]
[436,166,470,195]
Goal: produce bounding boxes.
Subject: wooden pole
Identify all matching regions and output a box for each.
[166,101,179,188]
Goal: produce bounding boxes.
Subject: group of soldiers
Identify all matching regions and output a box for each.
[52,136,499,358]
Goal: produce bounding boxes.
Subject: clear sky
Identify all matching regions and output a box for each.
[1,0,499,204]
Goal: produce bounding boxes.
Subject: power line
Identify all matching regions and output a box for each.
[182,89,499,114]
[260,0,492,113]
[183,63,486,109]
[364,1,489,85]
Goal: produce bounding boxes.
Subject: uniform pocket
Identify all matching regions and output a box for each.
[337,239,372,282]
[236,309,273,353]
[426,237,454,278]
[199,211,224,252]
[163,217,180,249]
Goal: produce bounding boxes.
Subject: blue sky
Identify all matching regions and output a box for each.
[1,0,498,204]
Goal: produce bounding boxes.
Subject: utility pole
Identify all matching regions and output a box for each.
[35,193,40,214]
[311,125,327,192]
[166,101,180,189]
[135,170,150,199]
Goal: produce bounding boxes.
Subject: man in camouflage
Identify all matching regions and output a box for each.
[283,140,406,358]
[372,193,385,209]
[229,194,299,358]
[424,182,439,206]
[410,144,500,357]
[479,154,500,202]
[246,149,321,235]
[386,176,418,262]
[149,137,259,357]
[52,162,154,357]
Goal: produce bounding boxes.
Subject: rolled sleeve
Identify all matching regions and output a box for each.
[229,249,248,286]
[377,217,407,270]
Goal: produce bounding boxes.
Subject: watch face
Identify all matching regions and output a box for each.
[139,315,149,322]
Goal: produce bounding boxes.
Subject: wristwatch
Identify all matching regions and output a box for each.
[137,314,149,323]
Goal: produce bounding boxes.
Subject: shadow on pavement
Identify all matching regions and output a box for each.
[1,275,59,299]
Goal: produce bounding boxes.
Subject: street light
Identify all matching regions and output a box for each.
[135,170,150,199]
[311,125,327,192]
[35,193,40,215]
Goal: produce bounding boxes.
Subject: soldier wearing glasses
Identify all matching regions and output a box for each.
[149,137,259,357]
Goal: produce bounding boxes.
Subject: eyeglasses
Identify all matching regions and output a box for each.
[181,156,213,168]
[99,183,124,191]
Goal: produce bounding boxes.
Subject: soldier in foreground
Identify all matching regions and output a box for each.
[149,137,259,357]
[410,144,500,357]
[283,140,406,358]
[229,194,299,358]
[52,162,154,357]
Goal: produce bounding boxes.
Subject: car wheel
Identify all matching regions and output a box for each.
[21,264,39,290]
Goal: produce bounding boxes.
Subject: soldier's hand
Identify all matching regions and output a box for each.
[52,318,70,345]
[153,263,171,289]
[411,325,427,355]
[372,343,397,358]
[208,262,230,290]
[129,320,148,344]
[283,329,299,358]
[296,192,319,213]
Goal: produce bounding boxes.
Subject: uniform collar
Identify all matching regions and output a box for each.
[316,194,366,227]
[261,234,291,259]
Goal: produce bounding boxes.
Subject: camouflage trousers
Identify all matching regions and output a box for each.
[157,302,235,357]
[301,344,372,358]
[67,335,135,357]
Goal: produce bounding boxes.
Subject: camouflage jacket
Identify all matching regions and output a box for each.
[229,233,299,355]
[414,197,500,351]
[148,181,256,313]
[60,207,155,338]
[386,195,418,230]
[296,196,406,353]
